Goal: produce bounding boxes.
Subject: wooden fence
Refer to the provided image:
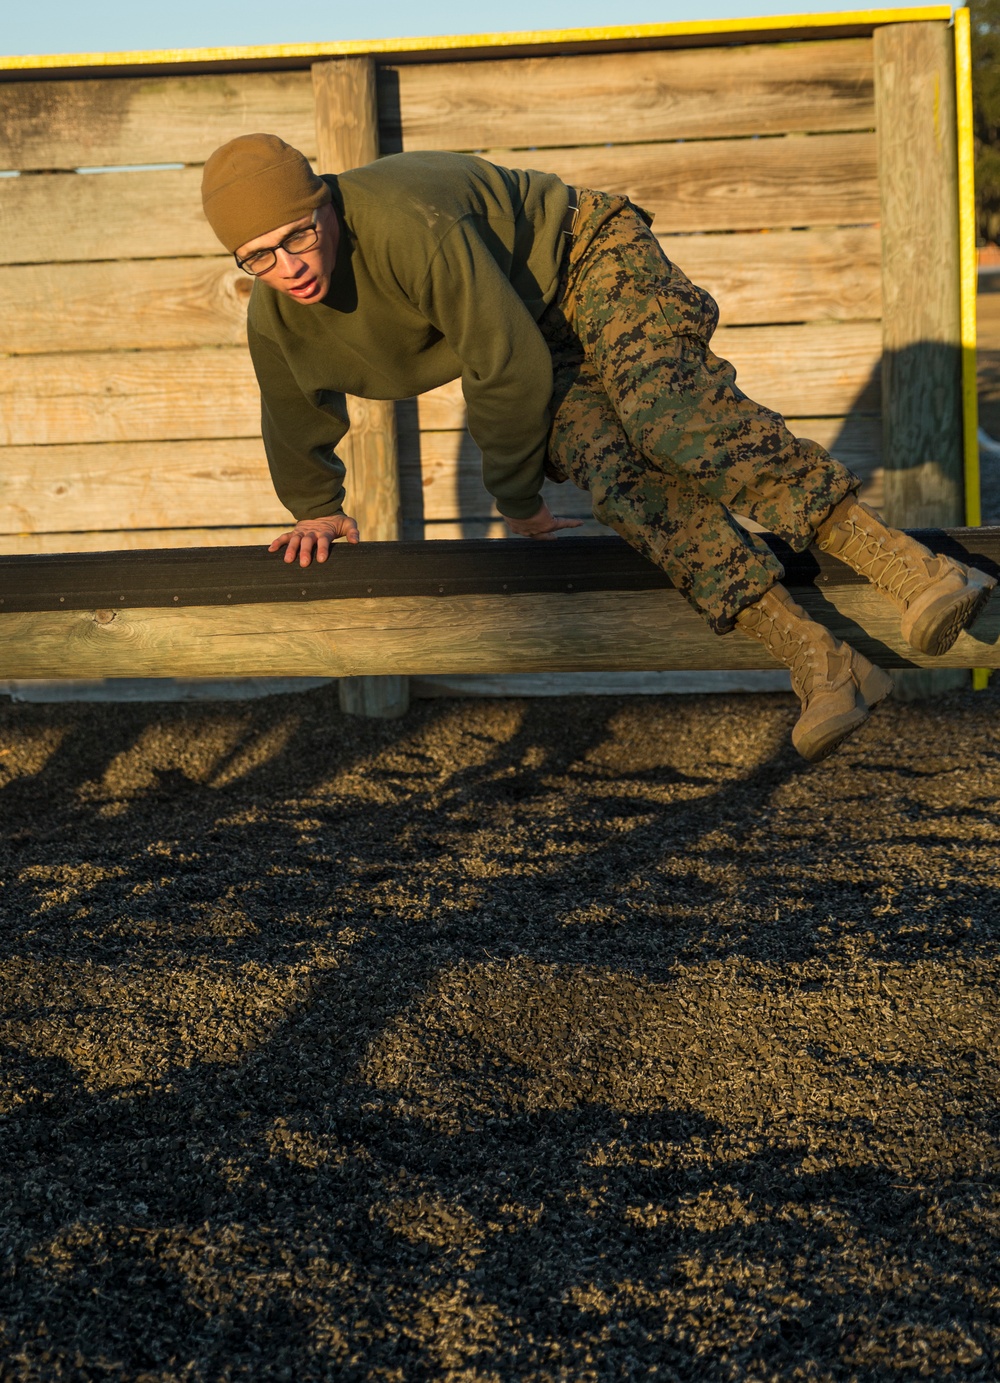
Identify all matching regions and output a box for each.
[0,10,975,700]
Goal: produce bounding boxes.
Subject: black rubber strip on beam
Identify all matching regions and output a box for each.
[0,530,998,615]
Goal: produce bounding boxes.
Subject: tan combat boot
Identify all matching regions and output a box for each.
[815,497,996,657]
[736,584,894,762]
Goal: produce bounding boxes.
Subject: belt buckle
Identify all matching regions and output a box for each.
[563,194,579,238]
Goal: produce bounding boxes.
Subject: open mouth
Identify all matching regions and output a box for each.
[288,275,319,298]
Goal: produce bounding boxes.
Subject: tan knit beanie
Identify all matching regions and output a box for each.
[201,133,331,253]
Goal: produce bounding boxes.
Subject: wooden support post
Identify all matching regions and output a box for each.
[312,56,409,720]
[874,20,966,698]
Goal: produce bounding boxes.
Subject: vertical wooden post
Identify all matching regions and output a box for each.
[312,57,409,720]
[874,20,966,697]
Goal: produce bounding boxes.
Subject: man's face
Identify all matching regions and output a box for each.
[235,202,339,304]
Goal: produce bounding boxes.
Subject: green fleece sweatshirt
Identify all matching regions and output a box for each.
[246,151,572,522]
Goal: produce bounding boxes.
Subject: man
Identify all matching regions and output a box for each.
[201,134,994,762]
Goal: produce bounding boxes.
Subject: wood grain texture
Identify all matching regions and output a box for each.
[0,527,281,556]
[314,56,407,718]
[397,415,882,472]
[0,321,878,449]
[399,415,883,523]
[313,57,379,171]
[0,348,260,447]
[875,22,964,527]
[403,495,887,541]
[412,380,466,432]
[0,71,316,171]
[403,519,609,540]
[337,674,410,718]
[411,322,881,437]
[0,257,252,355]
[0,167,223,265]
[0,228,882,354]
[0,439,285,535]
[313,58,401,546]
[480,133,878,233]
[664,227,882,326]
[380,39,874,153]
[0,583,995,680]
[340,395,403,543]
[0,134,874,268]
[398,432,592,522]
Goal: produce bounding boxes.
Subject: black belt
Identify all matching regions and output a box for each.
[561,189,579,237]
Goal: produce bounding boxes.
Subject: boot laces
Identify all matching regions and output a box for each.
[833,519,930,604]
[744,605,822,699]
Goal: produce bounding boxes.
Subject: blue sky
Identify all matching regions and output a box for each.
[2,0,953,59]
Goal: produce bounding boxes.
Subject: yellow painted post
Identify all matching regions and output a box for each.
[956,6,981,527]
[955,5,991,690]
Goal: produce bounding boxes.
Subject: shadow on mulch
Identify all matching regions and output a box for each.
[0,685,998,1380]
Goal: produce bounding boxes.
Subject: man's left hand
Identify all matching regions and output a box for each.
[504,501,584,540]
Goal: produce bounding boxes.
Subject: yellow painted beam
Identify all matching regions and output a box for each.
[956,5,981,527]
[955,5,991,691]
[0,9,954,78]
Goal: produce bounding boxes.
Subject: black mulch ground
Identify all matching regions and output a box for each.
[0,685,998,1381]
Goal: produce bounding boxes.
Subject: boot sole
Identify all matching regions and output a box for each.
[903,568,996,657]
[792,657,894,764]
[793,703,871,763]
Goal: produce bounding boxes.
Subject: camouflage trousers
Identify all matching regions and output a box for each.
[539,191,858,634]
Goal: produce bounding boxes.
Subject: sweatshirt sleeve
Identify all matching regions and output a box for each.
[248,321,350,521]
[418,218,553,520]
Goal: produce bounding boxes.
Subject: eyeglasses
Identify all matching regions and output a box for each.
[235,213,321,276]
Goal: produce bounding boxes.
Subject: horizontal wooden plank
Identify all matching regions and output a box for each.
[404,488,888,538]
[0,12,956,83]
[0,135,873,269]
[0,532,704,610]
[0,310,880,460]
[483,132,878,233]
[1,321,879,449]
[381,39,874,153]
[0,439,286,535]
[25,530,988,610]
[0,71,317,171]
[0,347,260,446]
[414,321,882,438]
[0,167,222,265]
[675,319,886,417]
[1,228,883,356]
[0,528,282,556]
[780,416,882,474]
[404,415,883,474]
[402,519,604,541]
[0,258,252,355]
[0,581,995,679]
[414,380,471,431]
[662,227,882,326]
[0,158,315,266]
[398,430,589,522]
[0,438,755,541]
[400,413,882,523]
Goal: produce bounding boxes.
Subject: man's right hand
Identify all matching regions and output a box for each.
[504,500,584,540]
[268,513,360,567]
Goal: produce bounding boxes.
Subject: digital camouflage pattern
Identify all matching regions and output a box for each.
[539,191,859,634]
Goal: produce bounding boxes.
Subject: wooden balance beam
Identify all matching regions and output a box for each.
[0,530,997,681]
